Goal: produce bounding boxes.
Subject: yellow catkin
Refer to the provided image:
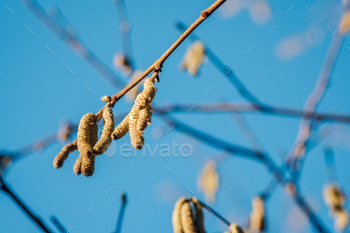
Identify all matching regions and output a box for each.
[249,196,265,232]
[111,115,129,140]
[191,197,206,233]
[53,141,78,169]
[135,77,156,107]
[93,107,115,155]
[172,197,187,233]
[77,113,98,177]
[199,160,219,203]
[181,40,205,76]
[339,11,350,34]
[137,105,153,131]
[181,201,196,233]
[225,224,245,233]
[129,105,144,150]
[323,184,345,209]
[73,153,83,175]
[334,209,349,231]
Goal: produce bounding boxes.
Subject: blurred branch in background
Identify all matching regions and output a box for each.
[197,199,231,226]
[289,1,350,182]
[323,146,338,183]
[112,0,135,74]
[0,176,52,233]
[174,21,264,106]
[50,216,67,233]
[20,0,126,89]
[115,193,128,233]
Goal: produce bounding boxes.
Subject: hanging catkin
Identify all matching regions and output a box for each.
[191,197,206,233]
[73,153,83,175]
[181,40,205,76]
[199,160,219,203]
[181,201,196,233]
[53,141,78,169]
[93,107,114,155]
[111,115,129,140]
[129,104,144,150]
[77,113,98,177]
[249,196,265,232]
[173,197,187,233]
[225,224,245,233]
[137,105,153,131]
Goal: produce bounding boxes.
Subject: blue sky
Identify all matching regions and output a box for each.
[1,0,350,232]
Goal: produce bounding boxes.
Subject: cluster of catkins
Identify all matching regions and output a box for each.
[323,184,349,231]
[172,197,206,233]
[53,75,157,176]
[249,196,266,233]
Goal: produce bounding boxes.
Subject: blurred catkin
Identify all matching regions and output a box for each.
[113,53,132,76]
[53,141,78,169]
[77,113,98,177]
[181,40,205,76]
[225,224,245,233]
[199,160,219,203]
[339,11,350,34]
[249,196,265,232]
[173,197,187,233]
[181,201,196,233]
[93,107,114,155]
[323,183,348,231]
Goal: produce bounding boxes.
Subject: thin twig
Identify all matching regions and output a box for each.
[174,21,264,106]
[0,176,52,233]
[21,0,126,89]
[95,0,227,120]
[113,0,135,72]
[197,199,231,226]
[115,193,128,233]
[50,216,67,233]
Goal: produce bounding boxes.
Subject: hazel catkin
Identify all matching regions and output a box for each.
[181,40,205,76]
[181,201,196,233]
[249,196,265,232]
[111,115,129,140]
[199,160,219,203]
[53,140,78,169]
[173,197,187,233]
[225,224,245,233]
[129,105,144,150]
[137,105,153,131]
[93,107,114,155]
[77,113,98,177]
[73,153,83,175]
[191,197,205,233]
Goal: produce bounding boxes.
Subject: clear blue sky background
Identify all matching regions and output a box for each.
[1,0,350,232]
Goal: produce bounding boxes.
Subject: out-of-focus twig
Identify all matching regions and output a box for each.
[50,215,67,233]
[290,1,350,174]
[113,0,135,72]
[174,21,264,106]
[0,176,52,233]
[323,146,338,183]
[20,0,126,89]
[115,193,128,233]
